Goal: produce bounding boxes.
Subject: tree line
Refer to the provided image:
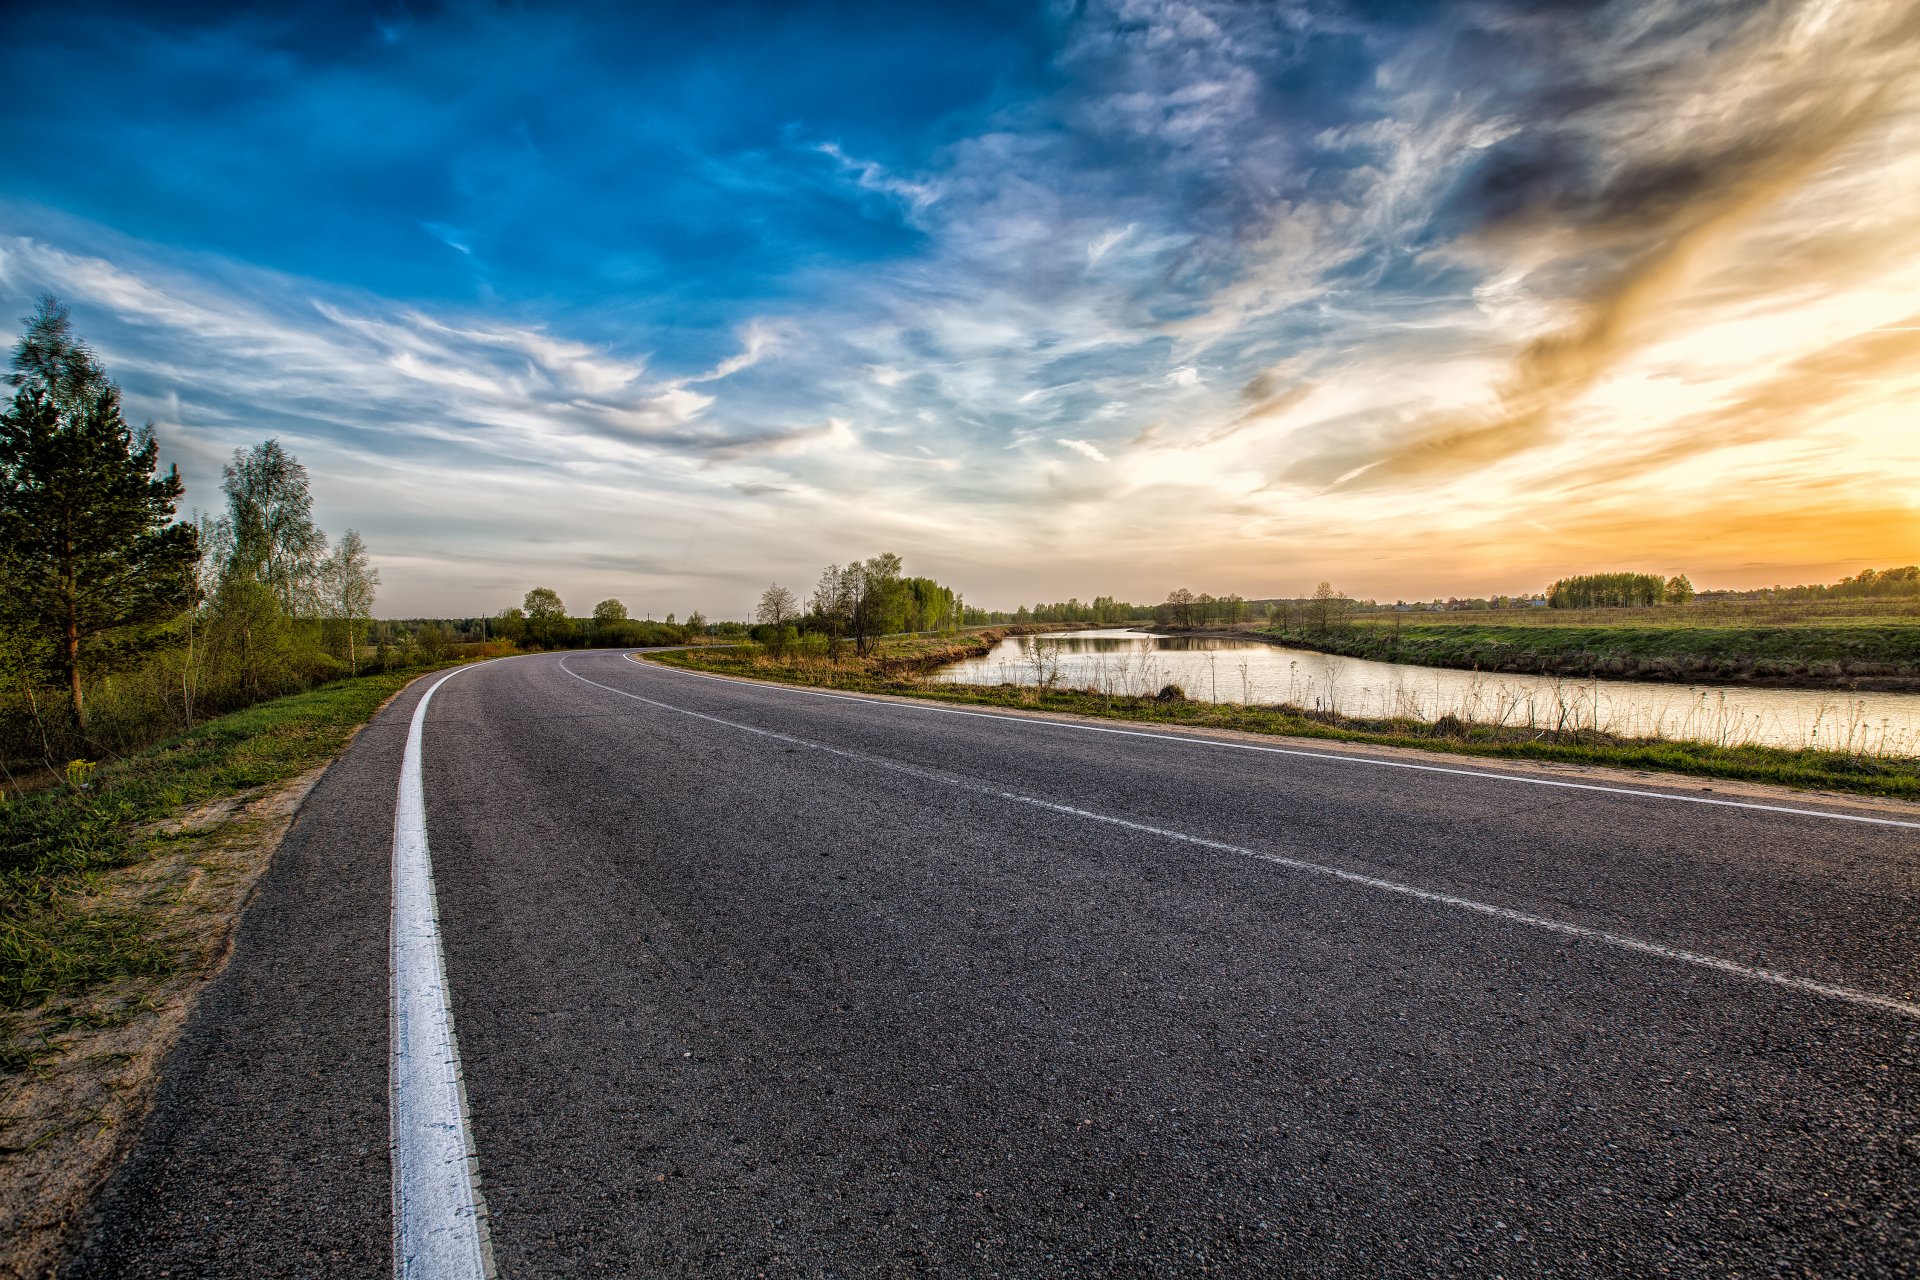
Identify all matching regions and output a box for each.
[488,588,726,650]
[961,596,1150,626]
[1546,572,1694,609]
[1152,589,1255,628]
[0,298,392,774]
[1709,565,1920,602]
[751,552,965,658]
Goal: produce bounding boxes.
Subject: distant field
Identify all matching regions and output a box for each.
[1254,604,1920,688]
[1370,598,1920,627]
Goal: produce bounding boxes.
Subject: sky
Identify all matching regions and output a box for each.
[1,0,1916,617]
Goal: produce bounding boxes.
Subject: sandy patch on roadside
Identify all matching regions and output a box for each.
[0,766,326,1280]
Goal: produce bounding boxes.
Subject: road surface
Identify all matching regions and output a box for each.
[67,650,1920,1276]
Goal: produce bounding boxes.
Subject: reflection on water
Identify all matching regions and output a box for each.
[933,629,1920,755]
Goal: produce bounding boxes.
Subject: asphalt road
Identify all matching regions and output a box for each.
[67,650,1920,1277]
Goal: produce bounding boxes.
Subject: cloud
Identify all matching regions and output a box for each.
[1087,224,1133,263]
[816,141,940,214]
[2,1,1914,612]
[1557,316,1920,493]
[1281,0,1920,491]
[701,417,857,461]
[680,318,787,384]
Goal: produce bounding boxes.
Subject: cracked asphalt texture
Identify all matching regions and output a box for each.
[67,650,1920,1276]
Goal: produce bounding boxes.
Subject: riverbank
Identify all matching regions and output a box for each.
[747,623,1073,675]
[1216,612,1920,691]
[644,641,1919,799]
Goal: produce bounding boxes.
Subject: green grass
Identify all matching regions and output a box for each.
[1,663,458,1068]
[647,644,1920,800]
[1255,614,1920,686]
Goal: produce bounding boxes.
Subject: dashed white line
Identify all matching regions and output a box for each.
[632,654,1920,831]
[568,658,1920,1021]
[391,665,496,1280]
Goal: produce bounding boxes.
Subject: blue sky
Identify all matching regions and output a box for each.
[3,0,1916,616]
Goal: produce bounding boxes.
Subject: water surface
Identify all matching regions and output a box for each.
[933,629,1920,755]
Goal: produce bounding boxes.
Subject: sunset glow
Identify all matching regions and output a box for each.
[2,0,1915,613]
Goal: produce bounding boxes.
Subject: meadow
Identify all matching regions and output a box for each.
[1255,600,1920,689]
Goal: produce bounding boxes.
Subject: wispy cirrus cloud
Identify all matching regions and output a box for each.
[0,0,1914,613]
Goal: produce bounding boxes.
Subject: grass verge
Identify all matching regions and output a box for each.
[647,643,1920,800]
[2,664,456,1070]
[1,662,459,1277]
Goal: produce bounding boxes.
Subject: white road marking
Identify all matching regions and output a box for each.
[634,655,1920,831]
[567,659,1920,1021]
[391,665,496,1280]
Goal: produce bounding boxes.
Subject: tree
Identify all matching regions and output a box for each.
[0,383,198,732]
[1665,574,1695,606]
[592,598,629,625]
[321,528,379,674]
[756,583,798,628]
[492,606,528,647]
[851,552,907,653]
[1308,581,1348,635]
[222,439,328,616]
[523,587,571,648]
[8,295,111,416]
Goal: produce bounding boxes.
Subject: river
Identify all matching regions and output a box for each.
[932,629,1920,755]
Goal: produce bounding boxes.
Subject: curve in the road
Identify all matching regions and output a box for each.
[645,657,1920,830]
[391,663,497,1280]
[565,658,1920,1022]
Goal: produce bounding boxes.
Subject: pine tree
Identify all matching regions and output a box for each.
[0,384,198,732]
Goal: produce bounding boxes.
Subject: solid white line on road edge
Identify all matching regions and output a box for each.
[565,660,1920,1022]
[631,656,1920,832]
[391,665,496,1280]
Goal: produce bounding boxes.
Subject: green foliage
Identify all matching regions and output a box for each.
[2,666,457,1052]
[966,595,1149,626]
[1151,588,1254,629]
[520,588,575,648]
[7,295,111,413]
[524,587,565,619]
[221,439,328,616]
[0,381,198,731]
[320,527,379,674]
[0,306,397,778]
[1548,572,1668,609]
[1831,566,1920,598]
